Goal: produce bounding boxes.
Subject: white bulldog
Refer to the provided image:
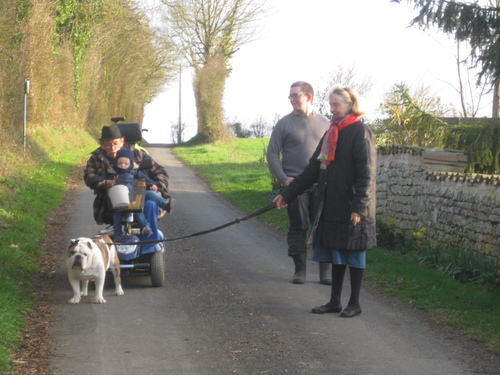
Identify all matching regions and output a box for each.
[66,234,124,304]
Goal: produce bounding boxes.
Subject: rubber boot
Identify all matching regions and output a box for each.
[292,253,307,284]
[319,262,332,285]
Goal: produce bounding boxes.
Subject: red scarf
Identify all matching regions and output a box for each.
[318,114,362,169]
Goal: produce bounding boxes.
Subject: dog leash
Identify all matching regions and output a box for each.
[112,202,278,245]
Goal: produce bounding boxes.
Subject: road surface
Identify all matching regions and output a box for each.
[49,145,498,374]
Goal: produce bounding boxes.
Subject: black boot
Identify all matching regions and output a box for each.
[319,262,332,285]
[292,253,306,284]
[160,198,175,214]
[340,267,364,318]
[312,264,345,313]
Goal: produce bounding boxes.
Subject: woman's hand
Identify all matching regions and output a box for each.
[273,195,288,209]
[350,212,361,226]
[150,184,158,191]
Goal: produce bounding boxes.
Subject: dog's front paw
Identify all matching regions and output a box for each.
[94,297,107,304]
[68,296,81,304]
[115,287,124,296]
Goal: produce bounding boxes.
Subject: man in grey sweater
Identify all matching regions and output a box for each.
[267,81,331,284]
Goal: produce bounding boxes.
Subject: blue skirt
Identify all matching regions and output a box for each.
[311,223,366,268]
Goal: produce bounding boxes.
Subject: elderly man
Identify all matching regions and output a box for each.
[267,81,330,284]
[84,123,169,235]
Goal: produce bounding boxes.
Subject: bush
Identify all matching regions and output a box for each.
[376,217,498,289]
[417,244,498,287]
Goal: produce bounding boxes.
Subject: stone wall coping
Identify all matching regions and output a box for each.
[378,145,425,155]
[425,172,500,186]
[378,145,467,156]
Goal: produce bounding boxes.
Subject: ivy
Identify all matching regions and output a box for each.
[11,0,33,47]
[53,0,106,107]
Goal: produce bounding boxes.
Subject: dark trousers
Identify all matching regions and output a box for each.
[287,189,315,257]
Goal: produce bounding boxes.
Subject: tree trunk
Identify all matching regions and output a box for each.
[193,55,232,142]
[493,77,499,118]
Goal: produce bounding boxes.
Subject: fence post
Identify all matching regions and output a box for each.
[23,79,30,154]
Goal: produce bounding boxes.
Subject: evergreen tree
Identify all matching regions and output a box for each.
[392,0,500,117]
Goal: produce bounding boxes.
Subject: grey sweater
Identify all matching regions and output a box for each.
[267,112,329,185]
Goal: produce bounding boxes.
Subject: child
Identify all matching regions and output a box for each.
[112,148,174,238]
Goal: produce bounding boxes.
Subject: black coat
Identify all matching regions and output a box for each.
[281,121,377,251]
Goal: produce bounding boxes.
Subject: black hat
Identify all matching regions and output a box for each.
[99,124,122,141]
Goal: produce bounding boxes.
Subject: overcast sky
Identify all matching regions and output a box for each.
[142,0,493,143]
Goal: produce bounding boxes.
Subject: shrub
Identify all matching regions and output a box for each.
[376,217,498,289]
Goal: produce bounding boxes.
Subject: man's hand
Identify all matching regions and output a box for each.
[273,195,288,209]
[97,180,115,189]
[284,177,294,187]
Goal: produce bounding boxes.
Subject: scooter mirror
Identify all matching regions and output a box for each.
[138,158,153,171]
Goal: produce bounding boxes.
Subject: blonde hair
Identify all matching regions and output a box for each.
[328,85,364,116]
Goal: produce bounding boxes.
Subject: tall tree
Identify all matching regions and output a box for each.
[392,0,500,117]
[161,0,266,141]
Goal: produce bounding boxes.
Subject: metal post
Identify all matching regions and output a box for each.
[23,80,30,154]
[178,65,182,144]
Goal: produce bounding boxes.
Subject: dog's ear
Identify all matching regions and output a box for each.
[69,239,78,247]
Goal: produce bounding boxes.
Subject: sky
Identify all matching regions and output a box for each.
[142,0,493,144]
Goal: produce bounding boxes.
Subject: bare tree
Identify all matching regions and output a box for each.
[250,116,271,138]
[170,121,188,144]
[451,41,490,117]
[315,64,373,118]
[229,120,251,138]
[160,0,266,141]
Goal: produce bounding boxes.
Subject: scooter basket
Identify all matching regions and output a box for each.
[109,178,147,213]
[127,179,147,212]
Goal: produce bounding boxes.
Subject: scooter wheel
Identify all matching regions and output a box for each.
[150,251,165,287]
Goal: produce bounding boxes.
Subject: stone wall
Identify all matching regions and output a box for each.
[377,146,500,265]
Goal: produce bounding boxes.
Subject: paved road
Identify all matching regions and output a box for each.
[49,145,496,374]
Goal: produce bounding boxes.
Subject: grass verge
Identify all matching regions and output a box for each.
[0,126,96,373]
[173,138,289,233]
[368,248,499,354]
[173,138,500,356]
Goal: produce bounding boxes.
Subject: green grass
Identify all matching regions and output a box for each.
[0,126,96,373]
[368,248,499,353]
[174,138,289,233]
[173,138,500,356]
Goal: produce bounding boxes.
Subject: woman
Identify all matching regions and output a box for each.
[273,86,377,318]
